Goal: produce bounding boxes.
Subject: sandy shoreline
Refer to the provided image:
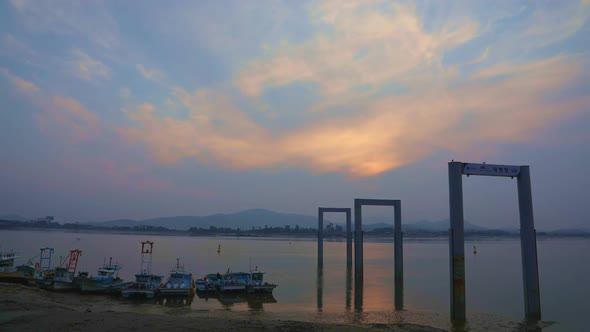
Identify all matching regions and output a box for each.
[0,283,447,331]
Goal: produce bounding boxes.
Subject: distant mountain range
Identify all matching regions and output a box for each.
[3,210,588,235]
[85,209,320,230]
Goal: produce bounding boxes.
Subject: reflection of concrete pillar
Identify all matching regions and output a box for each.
[448,162,466,321]
[346,209,352,269]
[317,261,323,312]
[517,166,541,320]
[354,271,363,312]
[354,199,363,290]
[394,201,403,310]
[318,209,323,268]
[346,261,352,310]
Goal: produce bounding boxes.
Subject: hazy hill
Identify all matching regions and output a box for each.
[363,219,488,232]
[88,209,496,232]
[88,209,319,230]
[0,214,27,222]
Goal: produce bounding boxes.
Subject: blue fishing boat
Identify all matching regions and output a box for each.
[196,277,215,294]
[122,241,162,299]
[158,258,194,296]
[78,257,131,294]
[245,269,277,294]
[208,269,247,292]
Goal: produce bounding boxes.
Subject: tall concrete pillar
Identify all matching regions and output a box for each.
[394,201,403,310]
[346,209,352,269]
[448,162,466,321]
[517,166,541,320]
[318,209,324,268]
[354,199,363,288]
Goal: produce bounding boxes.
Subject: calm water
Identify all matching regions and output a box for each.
[1,230,588,331]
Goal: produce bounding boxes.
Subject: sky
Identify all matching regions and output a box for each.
[0,0,589,230]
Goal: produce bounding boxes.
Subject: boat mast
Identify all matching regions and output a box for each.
[61,249,82,273]
[39,247,54,270]
[140,241,154,274]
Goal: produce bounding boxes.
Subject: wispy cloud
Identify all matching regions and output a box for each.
[0,67,39,93]
[236,2,478,98]
[68,49,111,81]
[136,64,165,83]
[35,96,101,144]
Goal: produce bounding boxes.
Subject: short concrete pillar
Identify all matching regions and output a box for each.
[318,209,324,268]
[318,207,352,269]
[346,209,352,269]
[354,198,403,311]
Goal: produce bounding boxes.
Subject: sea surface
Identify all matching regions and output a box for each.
[1,230,588,331]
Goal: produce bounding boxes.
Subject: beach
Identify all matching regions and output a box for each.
[0,284,444,331]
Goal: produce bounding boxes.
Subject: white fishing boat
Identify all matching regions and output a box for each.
[158,258,194,296]
[0,250,23,283]
[122,241,162,299]
[78,257,131,294]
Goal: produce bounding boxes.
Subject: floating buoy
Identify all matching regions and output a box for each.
[473,245,477,255]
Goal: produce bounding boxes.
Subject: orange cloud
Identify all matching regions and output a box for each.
[122,56,588,177]
[35,97,101,144]
[0,67,38,93]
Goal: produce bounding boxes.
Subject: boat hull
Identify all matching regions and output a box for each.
[247,284,277,294]
[78,278,131,294]
[158,288,194,296]
[50,280,78,291]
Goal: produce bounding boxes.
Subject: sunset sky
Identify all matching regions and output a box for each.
[1,0,589,230]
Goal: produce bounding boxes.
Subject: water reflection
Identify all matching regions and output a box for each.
[155,294,194,307]
[317,261,323,312]
[394,273,403,311]
[345,262,352,310]
[354,275,363,312]
[196,290,276,311]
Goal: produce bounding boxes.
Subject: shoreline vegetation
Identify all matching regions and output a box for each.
[1,218,588,239]
[0,283,444,331]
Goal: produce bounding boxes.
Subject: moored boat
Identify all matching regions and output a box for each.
[196,277,215,294]
[121,241,162,299]
[208,270,246,292]
[48,249,82,291]
[158,258,194,296]
[0,250,24,283]
[78,257,131,294]
[245,270,277,294]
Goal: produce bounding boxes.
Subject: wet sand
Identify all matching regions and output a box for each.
[0,283,446,331]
